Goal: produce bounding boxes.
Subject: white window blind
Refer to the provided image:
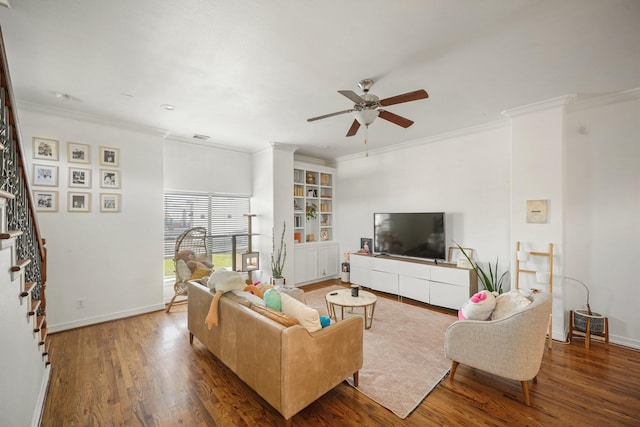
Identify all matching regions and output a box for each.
[164,192,250,259]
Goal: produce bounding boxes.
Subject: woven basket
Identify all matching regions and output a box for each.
[573,310,606,334]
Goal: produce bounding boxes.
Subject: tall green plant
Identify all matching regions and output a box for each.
[455,243,507,294]
[271,222,287,279]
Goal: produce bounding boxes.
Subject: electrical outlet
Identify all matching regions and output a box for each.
[76,298,85,309]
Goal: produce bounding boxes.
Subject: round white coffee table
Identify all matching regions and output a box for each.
[325,288,377,329]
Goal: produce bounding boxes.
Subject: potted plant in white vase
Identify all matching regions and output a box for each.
[271,221,287,288]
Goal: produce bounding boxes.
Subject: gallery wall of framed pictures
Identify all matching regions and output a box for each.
[31,137,122,213]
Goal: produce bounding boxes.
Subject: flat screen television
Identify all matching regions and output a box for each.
[373,212,446,261]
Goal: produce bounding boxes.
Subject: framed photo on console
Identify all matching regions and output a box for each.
[359,238,372,254]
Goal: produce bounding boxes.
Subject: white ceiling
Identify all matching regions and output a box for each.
[1,0,639,161]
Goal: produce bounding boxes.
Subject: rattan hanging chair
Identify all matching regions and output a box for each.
[166,226,211,312]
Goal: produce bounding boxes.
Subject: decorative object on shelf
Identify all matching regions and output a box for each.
[294,232,301,244]
[359,238,372,254]
[307,234,315,242]
[306,203,317,220]
[271,221,287,284]
[448,246,474,264]
[320,174,329,186]
[320,230,329,241]
[67,141,90,164]
[306,172,315,184]
[99,146,120,167]
[526,199,548,224]
[32,137,59,161]
[455,243,507,294]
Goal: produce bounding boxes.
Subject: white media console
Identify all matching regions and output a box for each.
[350,253,478,310]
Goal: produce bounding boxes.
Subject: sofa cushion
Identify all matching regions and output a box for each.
[264,288,282,311]
[207,269,246,292]
[251,304,299,327]
[458,290,496,320]
[491,290,532,320]
[280,292,321,333]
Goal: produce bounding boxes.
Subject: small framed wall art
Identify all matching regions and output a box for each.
[32,164,58,187]
[100,193,121,212]
[100,169,121,189]
[32,137,59,161]
[67,142,90,164]
[68,167,92,188]
[526,199,548,224]
[99,146,120,167]
[33,190,58,212]
[68,192,91,212]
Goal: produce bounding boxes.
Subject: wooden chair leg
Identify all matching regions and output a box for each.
[283,417,291,427]
[165,294,178,313]
[521,380,531,406]
[532,375,538,384]
[450,361,459,382]
[353,371,359,387]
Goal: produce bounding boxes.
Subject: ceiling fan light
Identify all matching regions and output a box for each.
[355,109,379,126]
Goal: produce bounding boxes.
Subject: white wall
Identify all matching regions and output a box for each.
[507,98,570,340]
[19,108,165,332]
[164,140,252,194]
[335,124,512,278]
[565,94,640,348]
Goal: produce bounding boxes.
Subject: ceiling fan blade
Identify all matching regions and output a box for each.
[378,110,414,128]
[307,108,354,122]
[379,89,428,107]
[338,90,365,104]
[346,119,361,137]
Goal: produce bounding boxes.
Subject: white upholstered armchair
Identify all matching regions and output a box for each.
[444,292,552,406]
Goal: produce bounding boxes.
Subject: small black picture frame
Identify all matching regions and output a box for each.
[360,238,372,254]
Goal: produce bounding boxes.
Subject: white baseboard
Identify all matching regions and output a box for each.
[32,364,51,427]
[47,303,166,333]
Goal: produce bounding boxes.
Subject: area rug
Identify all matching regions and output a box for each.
[304,285,457,419]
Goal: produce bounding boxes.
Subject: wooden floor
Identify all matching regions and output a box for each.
[42,280,640,426]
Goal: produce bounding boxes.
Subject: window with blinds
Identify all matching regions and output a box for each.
[163,192,251,273]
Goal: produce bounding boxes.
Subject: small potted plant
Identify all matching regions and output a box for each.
[271,221,287,287]
[455,243,507,294]
[306,203,317,220]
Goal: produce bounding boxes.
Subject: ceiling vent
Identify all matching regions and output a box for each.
[192,134,211,141]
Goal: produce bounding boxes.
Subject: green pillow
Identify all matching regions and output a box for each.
[263,288,282,311]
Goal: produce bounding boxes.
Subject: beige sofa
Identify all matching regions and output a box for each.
[187,281,363,425]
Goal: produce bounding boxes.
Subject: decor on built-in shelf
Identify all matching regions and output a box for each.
[306,172,315,184]
[455,243,507,294]
[306,203,317,220]
[271,221,287,287]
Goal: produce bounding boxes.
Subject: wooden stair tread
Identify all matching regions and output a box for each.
[21,281,37,297]
[39,327,48,345]
[1,229,23,240]
[34,315,45,332]
[29,299,41,315]
[11,258,31,272]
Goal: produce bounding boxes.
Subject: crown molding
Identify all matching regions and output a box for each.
[567,87,640,113]
[163,134,255,155]
[335,118,510,163]
[16,100,168,137]
[501,94,577,118]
